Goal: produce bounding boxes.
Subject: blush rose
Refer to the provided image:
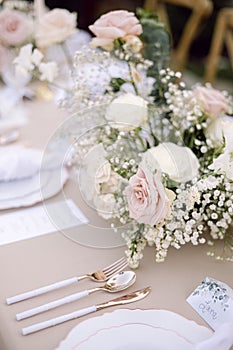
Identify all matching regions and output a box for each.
[125,163,174,226]
[192,86,228,119]
[0,9,33,47]
[89,10,142,50]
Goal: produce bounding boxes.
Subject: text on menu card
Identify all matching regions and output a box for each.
[0,199,89,245]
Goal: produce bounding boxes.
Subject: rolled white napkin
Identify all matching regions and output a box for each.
[194,323,233,350]
[0,146,42,182]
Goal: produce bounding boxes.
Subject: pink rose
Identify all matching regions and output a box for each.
[35,9,77,48]
[192,86,228,118]
[0,9,33,47]
[125,164,171,226]
[89,10,142,50]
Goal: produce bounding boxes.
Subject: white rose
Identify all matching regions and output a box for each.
[206,115,233,151]
[95,161,120,194]
[94,193,116,220]
[105,93,148,130]
[142,142,200,183]
[79,143,121,218]
[95,162,111,185]
[35,9,77,48]
[79,143,107,203]
[209,150,233,180]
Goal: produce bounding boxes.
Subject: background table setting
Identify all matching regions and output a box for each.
[0,0,233,349]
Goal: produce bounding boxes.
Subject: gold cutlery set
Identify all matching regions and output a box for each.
[6,257,151,335]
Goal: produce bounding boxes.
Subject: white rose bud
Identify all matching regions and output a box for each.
[206,115,233,151]
[105,93,148,130]
[143,142,200,183]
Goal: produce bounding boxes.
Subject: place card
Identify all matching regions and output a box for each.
[0,199,89,245]
[187,277,233,330]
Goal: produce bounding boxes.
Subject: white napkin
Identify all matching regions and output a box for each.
[0,146,42,182]
[194,323,233,350]
[0,87,29,131]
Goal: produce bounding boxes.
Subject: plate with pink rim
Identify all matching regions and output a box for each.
[55,309,213,350]
[0,167,68,209]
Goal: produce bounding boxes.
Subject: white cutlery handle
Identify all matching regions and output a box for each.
[22,305,97,335]
[16,290,90,320]
[6,277,79,305]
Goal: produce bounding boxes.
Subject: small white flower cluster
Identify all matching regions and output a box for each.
[63,47,116,113]
[198,174,233,240]
[13,44,58,84]
[67,43,156,115]
[2,0,33,12]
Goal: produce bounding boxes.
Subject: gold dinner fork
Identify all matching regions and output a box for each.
[6,257,128,305]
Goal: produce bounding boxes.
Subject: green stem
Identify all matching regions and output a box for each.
[32,71,69,92]
[127,61,139,95]
[135,128,147,151]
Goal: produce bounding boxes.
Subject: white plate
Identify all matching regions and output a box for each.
[0,167,68,209]
[56,309,213,350]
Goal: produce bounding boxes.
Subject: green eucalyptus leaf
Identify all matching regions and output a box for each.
[136,7,171,103]
[137,7,171,76]
[109,77,126,93]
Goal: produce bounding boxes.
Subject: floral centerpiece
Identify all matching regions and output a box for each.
[63,8,233,268]
[0,0,78,88]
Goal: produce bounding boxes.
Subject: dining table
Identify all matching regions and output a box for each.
[0,96,232,350]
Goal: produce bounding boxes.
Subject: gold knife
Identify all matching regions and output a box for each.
[22,286,151,335]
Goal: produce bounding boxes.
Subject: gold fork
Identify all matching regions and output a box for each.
[6,257,128,305]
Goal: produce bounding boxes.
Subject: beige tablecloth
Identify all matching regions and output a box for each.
[0,100,232,350]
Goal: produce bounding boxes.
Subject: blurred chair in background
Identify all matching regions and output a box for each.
[204,7,233,84]
[144,0,213,72]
